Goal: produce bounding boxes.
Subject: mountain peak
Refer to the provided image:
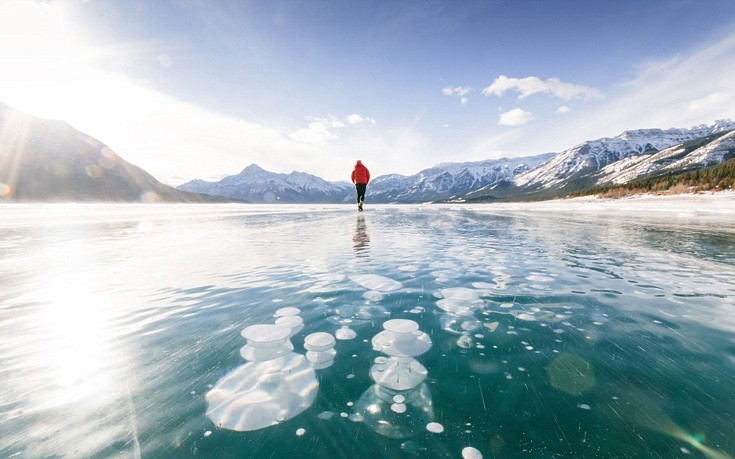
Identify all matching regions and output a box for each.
[240,164,265,174]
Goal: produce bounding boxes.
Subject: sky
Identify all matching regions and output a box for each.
[1,0,735,185]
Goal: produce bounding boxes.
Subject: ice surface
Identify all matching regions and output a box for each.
[2,203,734,458]
[350,274,403,292]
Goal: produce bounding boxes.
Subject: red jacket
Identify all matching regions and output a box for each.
[351,161,370,184]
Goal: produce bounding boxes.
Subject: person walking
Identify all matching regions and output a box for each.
[351,160,370,211]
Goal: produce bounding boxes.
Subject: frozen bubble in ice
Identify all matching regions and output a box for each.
[440,287,480,301]
[346,374,355,379]
[241,324,292,348]
[347,401,354,407]
[304,332,336,351]
[206,354,317,432]
[306,348,337,364]
[364,290,384,301]
[426,422,444,433]
[335,327,357,340]
[472,282,494,289]
[351,274,403,292]
[275,307,301,317]
[500,303,513,308]
[317,411,335,420]
[275,315,303,327]
[340,412,348,418]
[240,341,294,361]
[383,319,419,335]
[391,403,407,413]
[275,316,305,336]
[392,394,405,403]
[374,356,389,364]
[296,428,306,436]
[484,322,499,332]
[577,403,591,410]
[457,335,473,349]
[372,329,432,357]
[462,446,483,459]
[349,413,364,422]
[436,299,476,315]
[204,430,212,437]
[398,264,420,272]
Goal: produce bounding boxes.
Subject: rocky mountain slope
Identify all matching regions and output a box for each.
[512,121,735,192]
[0,103,233,202]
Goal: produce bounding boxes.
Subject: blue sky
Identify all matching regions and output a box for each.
[2,0,735,184]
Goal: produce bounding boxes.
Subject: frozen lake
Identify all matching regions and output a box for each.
[1,203,734,458]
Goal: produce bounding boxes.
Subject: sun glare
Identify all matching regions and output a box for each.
[0,0,101,120]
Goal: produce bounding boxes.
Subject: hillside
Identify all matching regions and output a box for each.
[0,103,235,203]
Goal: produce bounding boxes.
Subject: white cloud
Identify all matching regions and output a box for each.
[346,113,376,125]
[289,114,375,145]
[482,75,602,101]
[555,105,571,114]
[498,108,534,126]
[442,86,471,105]
[565,34,735,139]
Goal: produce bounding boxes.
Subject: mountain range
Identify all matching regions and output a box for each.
[1,100,733,203]
[0,103,234,202]
[179,120,735,203]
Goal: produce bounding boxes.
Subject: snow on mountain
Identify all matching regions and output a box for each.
[598,129,735,185]
[369,154,554,202]
[178,164,353,203]
[178,119,735,204]
[515,120,735,190]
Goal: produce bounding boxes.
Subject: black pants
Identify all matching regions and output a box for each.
[355,183,367,204]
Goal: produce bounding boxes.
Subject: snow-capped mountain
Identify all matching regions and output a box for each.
[178,164,354,203]
[369,155,555,202]
[598,129,735,185]
[513,120,735,192]
[179,119,735,204]
[179,155,555,204]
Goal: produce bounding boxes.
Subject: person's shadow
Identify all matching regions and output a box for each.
[352,214,370,257]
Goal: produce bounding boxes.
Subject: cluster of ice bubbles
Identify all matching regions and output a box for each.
[204,312,451,440]
[205,307,336,432]
[204,273,486,457]
[354,319,435,439]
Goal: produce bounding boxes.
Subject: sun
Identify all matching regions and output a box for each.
[0,0,100,120]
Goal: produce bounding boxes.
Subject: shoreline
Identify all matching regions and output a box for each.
[466,190,735,218]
